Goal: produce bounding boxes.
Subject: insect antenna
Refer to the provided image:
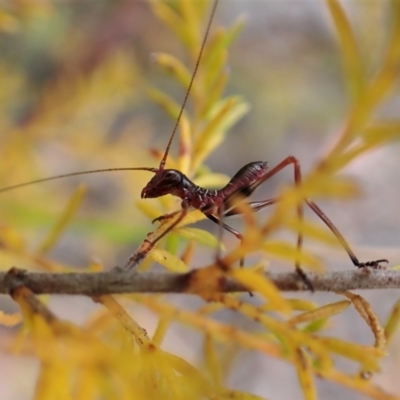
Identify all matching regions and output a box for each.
[0,167,157,194]
[0,1,219,195]
[158,0,219,171]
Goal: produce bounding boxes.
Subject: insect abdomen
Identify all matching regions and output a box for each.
[221,161,268,198]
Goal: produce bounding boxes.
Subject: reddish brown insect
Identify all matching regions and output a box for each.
[0,0,387,287]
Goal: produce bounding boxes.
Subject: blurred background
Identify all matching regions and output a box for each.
[0,1,399,399]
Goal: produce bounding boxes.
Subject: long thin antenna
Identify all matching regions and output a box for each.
[159,0,219,171]
[0,167,157,194]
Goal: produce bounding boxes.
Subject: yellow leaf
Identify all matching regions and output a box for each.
[149,0,184,42]
[193,96,249,169]
[202,19,245,71]
[148,87,187,122]
[150,248,188,272]
[229,268,291,315]
[338,121,400,169]
[177,209,206,227]
[136,200,163,220]
[202,70,228,117]
[341,291,386,351]
[301,174,360,199]
[193,172,229,189]
[285,217,345,247]
[288,301,350,327]
[261,241,323,270]
[261,299,317,313]
[152,52,192,90]
[173,227,219,248]
[344,2,400,136]
[317,336,382,372]
[294,348,317,400]
[0,225,25,252]
[204,335,222,386]
[384,299,400,345]
[180,240,195,265]
[203,48,227,94]
[152,316,172,346]
[326,0,365,101]
[363,121,400,144]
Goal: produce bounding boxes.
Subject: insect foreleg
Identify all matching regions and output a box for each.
[152,210,181,224]
[153,201,190,243]
[123,202,190,270]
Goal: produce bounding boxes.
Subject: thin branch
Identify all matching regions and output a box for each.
[1,267,400,296]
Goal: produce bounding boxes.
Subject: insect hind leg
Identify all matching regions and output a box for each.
[306,200,388,269]
[256,156,312,291]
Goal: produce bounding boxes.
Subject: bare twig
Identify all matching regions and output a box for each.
[1,267,400,296]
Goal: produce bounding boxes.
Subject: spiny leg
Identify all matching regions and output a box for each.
[153,202,189,243]
[306,200,388,269]
[255,156,387,274]
[123,203,189,270]
[250,156,312,290]
[152,210,181,224]
[246,196,388,271]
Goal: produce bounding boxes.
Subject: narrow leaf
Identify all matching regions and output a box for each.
[152,52,192,90]
[317,336,382,371]
[150,248,188,272]
[384,299,400,345]
[261,241,323,270]
[136,200,163,221]
[193,96,249,169]
[288,301,350,327]
[294,348,317,400]
[173,227,219,248]
[148,88,187,122]
[229,268,291,315]
[149,0,184,43]
[326,0,365,100]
